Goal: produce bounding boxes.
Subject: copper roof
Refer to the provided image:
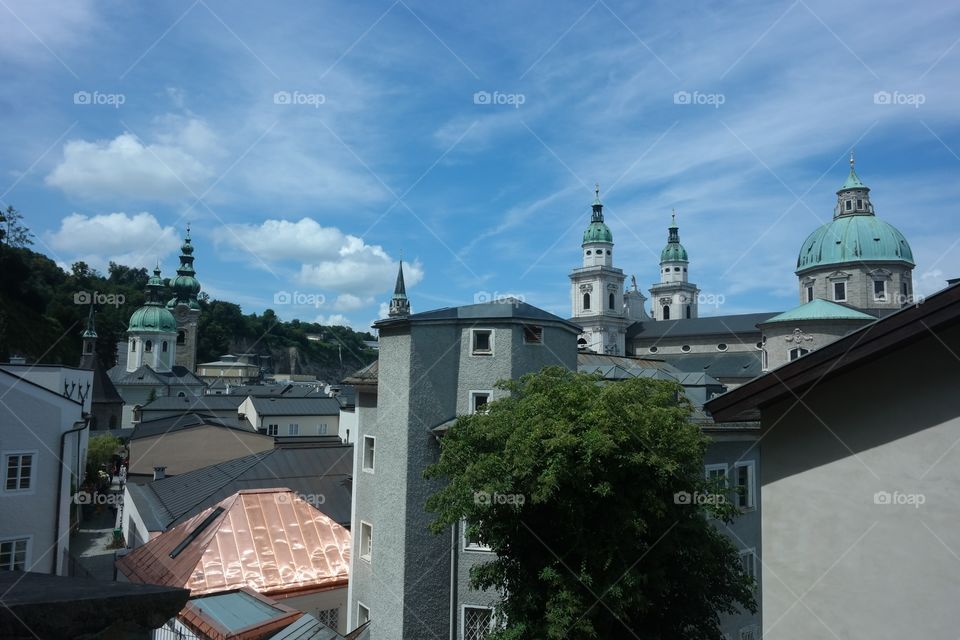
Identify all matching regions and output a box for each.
[117,488,350,596]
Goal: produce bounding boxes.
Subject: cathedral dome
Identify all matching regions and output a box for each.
[128,304,178,333]
[583,221,613,244]
[796,215,913,274]
[661,241,688,262]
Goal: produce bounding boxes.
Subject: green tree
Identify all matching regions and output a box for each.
[87,434,122,472]
[425,367,756,640]
[0,206,33,247]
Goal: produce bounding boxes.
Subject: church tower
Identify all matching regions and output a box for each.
[569,185,627,354]
[388,260,410,317]
[166,225,202,371]
[79,303,98,370]
[650,211,699,321]
[127,267,178,373]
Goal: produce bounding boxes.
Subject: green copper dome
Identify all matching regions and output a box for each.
[796,215,914,274]
[129,266,177,333]
[660,211,688,263]
[166,225,202,310]
[582,185,613,245]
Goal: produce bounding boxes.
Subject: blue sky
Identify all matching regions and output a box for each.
[2,0,959,329]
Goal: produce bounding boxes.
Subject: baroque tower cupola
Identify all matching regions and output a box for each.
[650,210,700,321]
[166,224,202,371]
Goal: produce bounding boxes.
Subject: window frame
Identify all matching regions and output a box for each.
[0,536,31,571]
[833,281,847,302]
[705,463,728,487]
[873,279,887,301]
[266,423,279,436]
[739,548,757,581]
[462,519,493,553]
[461,604,495,640]
[359,521,373,563]
[789,347,810,361]
[470,329,494,356]
[469,390,492,415]
[522,324,543,345]
[288,423,300,436]
[3,451,36,494]
[356,602,370,626]
[362,436,375,474]
[733,460,756,511]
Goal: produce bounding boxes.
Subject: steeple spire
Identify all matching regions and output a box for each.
[82,302,97,339]
[389,260,410,317]
[79,302,98,369]
[591,183,604,222]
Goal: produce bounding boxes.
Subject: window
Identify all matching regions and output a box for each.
[288,423,300,436]
[761,349,768,370]
[0,538,29,571]
[662,306,670,320]
[177,391,186,398]
[359,521,373,562]
[686,305,691,319]
[585,250,591,255]
[845,200,852,211]
[471,329,493,355]
[316,608,339,631]
[833,281,846,302]
[317,423,328,435]
[4,453,34,491]
[357,602,370,625]
[470,391,491,414]
[583,293,591,310]
[462,519,492,552]
[144,340,153,353]
[674,267,680,272]
[130,339,136,351]
[717,343,728,352]
[856,198,863,209]
[734,461,755,510]
[874,279,887,301]
[362,436,375,473]
[162,341,168,352]
[705,463,728,487]
[608,293,615,310]
[739,624,760,640]
[177,330,185,345]
[83,341,93,354]
[739,548,757,581]
[463,606,494,640]
[648,346,658,353]
[681,345,691,353]
[789,347,809,361]
[523,325,543,344]
[267,424,279,436]
[806,285,814,302]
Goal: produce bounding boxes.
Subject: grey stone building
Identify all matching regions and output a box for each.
[347,277,580,639]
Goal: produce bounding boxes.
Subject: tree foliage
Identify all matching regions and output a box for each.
[87,434,122,472]
[425,367,756,640]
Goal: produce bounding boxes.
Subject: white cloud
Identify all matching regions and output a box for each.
[333,293,373,312]
[45,119,217,201]
[314,313,353,328]
[216,217,424,295]
[46,211,180,271]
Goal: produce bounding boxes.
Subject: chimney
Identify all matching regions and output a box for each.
[153,466,166,481]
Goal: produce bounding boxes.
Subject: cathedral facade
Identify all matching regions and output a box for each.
[570,155,916,385]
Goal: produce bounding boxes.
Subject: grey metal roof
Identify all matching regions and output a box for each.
[343,360,377,385]
[657,352,763,380]
[376,299,582,332]
[227,384,327,397]
[249,396,341,416]
[130,444,354,530]
[129,413,253,440]
[139,395,246,412]
[107,364,206,388]
[626,312,778,340]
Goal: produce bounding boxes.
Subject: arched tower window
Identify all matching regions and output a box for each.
[130,339,136,351]
[177,330,186,345]
[608,293,615,310]
[145,340,153,353]
[162,341,168,353]
[663,306,670,320]
[84,342,93,355]
[583,293,591,310]
[686,305,691,319]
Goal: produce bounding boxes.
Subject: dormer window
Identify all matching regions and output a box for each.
[845,200,852,211]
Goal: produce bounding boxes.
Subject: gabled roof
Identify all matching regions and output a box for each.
[343,360,377,386]
[761,298,876,324]
[626,312,778,340]
[108,364,205,387]
[129,413,255,440]
[116,488,351,597]
[126,444,354,529]
[375,299,582,332]
[249,396,341,416]
[707,283,960,422]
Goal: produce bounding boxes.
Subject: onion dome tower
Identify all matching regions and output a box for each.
[649,210,699,321]
[166,225,202,371]
[795,153,914,310]
[568,185,627,354]
[126,266,178,373]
